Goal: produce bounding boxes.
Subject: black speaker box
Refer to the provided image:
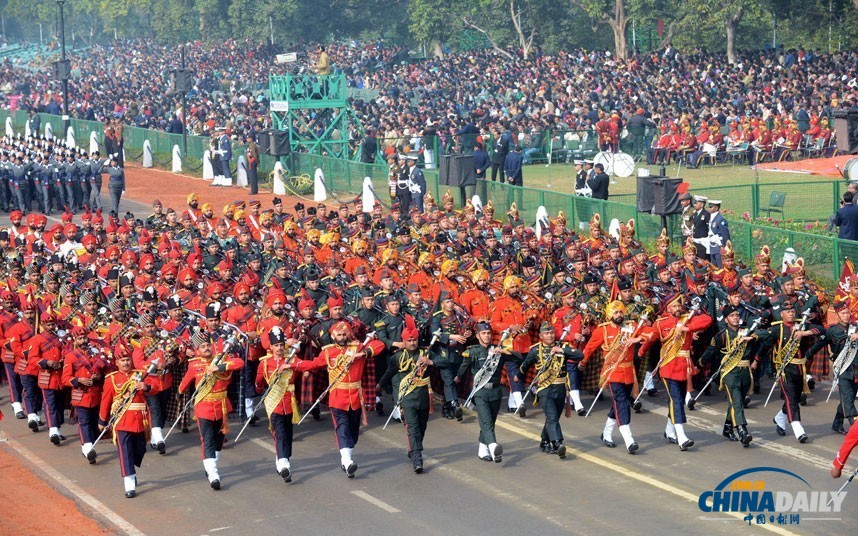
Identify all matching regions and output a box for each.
[637,176,683,215]
[833,108,858,155]
[171,69,194,93]
[269,130,291,156]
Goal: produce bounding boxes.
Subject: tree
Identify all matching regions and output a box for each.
[570,0,630,60]
[408,0,458,57]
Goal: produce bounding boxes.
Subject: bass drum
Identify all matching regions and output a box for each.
[844,158,858,182]
[594,151,636,178]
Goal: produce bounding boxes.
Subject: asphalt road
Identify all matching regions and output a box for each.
[1,380,855,536]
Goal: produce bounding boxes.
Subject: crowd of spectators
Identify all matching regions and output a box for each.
[3,39,858,158]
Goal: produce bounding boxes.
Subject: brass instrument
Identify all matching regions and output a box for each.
[828,325,858,403]
[235,344,302,443]
[384,330,441,429]
[764,310,811,407]
[659,303,701,368]
[92,359,159,450]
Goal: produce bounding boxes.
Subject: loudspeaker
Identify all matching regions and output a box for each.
[269,130,291,156]
[171,69,194,93]
[438,155,476,187]
[52,60,71,81]
[833,108,858,155]
[256,130,271,154]
[637,176,683,215]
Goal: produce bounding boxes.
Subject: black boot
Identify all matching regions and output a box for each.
[539,439,549,452]
[551,441,567,459]
[412,450,423,474]
[738,425,752,447]
[311,406,321,421]
[833,415,847,435]
[442,402,453,420]
[722,423,738,441]
[451,400,463,421]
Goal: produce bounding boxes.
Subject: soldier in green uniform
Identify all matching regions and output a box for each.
[455,322,509,463]
[377,316,442,473]
[808,301,858,435]
[700,304,769,447]
[431,291,473,420]
[520,322,582,458]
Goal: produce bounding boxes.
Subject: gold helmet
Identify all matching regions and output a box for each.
[656,227,670,247]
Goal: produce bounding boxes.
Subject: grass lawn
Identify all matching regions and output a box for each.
[516,161,842,222]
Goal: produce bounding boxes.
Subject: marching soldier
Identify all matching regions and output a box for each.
[132,313,180,454]
[63,324,109,463]
[291,321,385,478]
[30,310,68,445]
[99,343,161,498]
[581,301,654,453]
[758,299,822,443]
[255,327,300,482]
[520,322,582,458]
[700,304,769,447]
[808,302,858,435]
[639,293,712,451]
[431,291,473,420]
[377,316,440,473]
[455,322,509,463]
[178,330,244,490]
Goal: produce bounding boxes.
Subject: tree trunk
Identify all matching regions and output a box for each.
[609,0,628,61]
[725,8,744,65]
[432,40,444,59]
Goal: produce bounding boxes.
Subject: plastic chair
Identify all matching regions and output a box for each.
[760,191,786,218]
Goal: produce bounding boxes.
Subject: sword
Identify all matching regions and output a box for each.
[383,330,441,430]
[298,332,375,425]
[234,344,300,443]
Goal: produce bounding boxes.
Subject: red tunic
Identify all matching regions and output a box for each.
[132,337,173,392]
[294,340,385,411]
[491,295,531,352]
[644,313,712,381]
[63,347,108,408]
[255,354,298,415]
[178,355,244,421]
[582,322,655,385]
[460,287,492,322]
[29,331,65,388]
[99,370,162,433]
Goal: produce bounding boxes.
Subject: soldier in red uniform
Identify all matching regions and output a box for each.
[0,290,24,418]
[581,301,655,453]
[491,275,532,413]
[179,330,244,490]
[224,282,262,423]
[63,325,108,463]
[99,344,161,498]
[132,313,179,454]
[10,299,41,431]
[255,327,299,482]
[460,268,492,322]
[639,293,712,450]
[30,311,68,445]
[292,321,385,478]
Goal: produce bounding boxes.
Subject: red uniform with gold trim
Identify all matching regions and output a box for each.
[491,294,531,352]
[255,354,298,415]
[132,337,173,392]
[178,354,244,421]
[99,370,162,433]
[582,321,655,385]
[646,313,712,381]
[225,302,262,360]
[460,287,492,322]
[294,339,385,411]
[63,346,108,408]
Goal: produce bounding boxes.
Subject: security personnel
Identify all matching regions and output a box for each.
[377,316,439,473]
[99,342,161,498]
[691,195,711,261]
[255,327,299,483]
[700,304,769,447]
[520,322,582,458]
[178,330,244,490]
[456,322,509,463]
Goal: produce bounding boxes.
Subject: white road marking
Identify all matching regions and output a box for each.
[3,438,146,536]
[208,526,233,532]
[486,412,802,536]
[350,490,400,513]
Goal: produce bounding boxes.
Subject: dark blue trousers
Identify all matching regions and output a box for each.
[271,413,294,459]
[331,407,361,449]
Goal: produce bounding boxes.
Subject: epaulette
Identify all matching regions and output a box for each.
[597,321,611,327]
[321,343,340,351]
[432,310,443,316]
[259,354,274,362]
[105,370,119,378]
[529,342,540,350]
[373,320,385,328]
[771,321,783,326]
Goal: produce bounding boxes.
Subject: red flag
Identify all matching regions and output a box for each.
[836,258,855,303]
